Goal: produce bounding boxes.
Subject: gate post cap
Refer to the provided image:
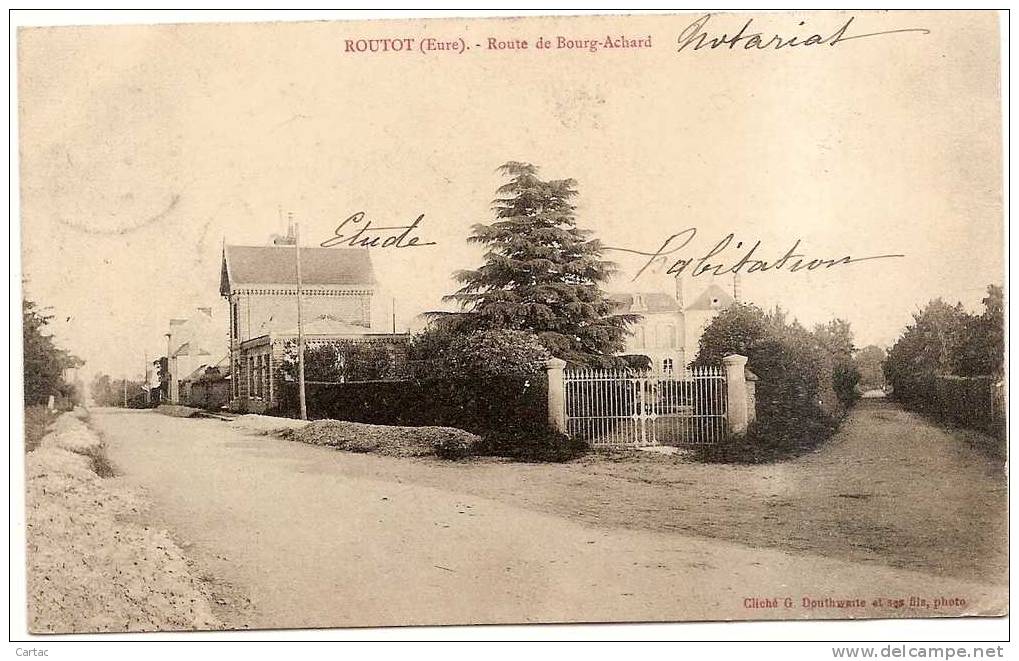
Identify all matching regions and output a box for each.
[545,357,567,370]
[722,354,748,367]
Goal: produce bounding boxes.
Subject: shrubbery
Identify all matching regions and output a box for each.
[279,339,405,383]
[281,327,587,462]
[883,285,1004,438]
[413,327,586,462]
[691,303,860,463]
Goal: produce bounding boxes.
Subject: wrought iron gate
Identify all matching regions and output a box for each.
[563,366,728,447]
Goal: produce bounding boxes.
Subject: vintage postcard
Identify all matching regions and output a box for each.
[16,10,1005,634]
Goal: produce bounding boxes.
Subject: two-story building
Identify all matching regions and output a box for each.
[612,276,737,372]
[220,228,407,412]
[163,307,226,405]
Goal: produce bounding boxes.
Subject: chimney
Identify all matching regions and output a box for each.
[674,275,685,309]
[733,273,742,303]
[197,307,213,318]
[271,210,298,245]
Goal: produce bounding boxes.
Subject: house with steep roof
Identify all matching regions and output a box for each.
[612,276,737,371]
[220,226,407,412]
[164,307,226,404]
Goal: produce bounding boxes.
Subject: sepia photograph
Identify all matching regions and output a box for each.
[12,8,1007,642]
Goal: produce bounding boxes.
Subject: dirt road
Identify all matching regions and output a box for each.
[91,407,1005,629]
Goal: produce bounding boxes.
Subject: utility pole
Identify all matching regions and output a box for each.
[294,217,308,421]
[144,351,150,405]
[392,297,396,334]
[122,378,127,408]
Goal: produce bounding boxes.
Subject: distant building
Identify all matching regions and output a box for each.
[220,225,407,412]
[182,355,232,411]
[164,307,226,405]
[612,276,737,371]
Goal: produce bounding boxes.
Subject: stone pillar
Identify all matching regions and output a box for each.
[545,357,568,434]
[722,354,750,435]
[745,368,759,425]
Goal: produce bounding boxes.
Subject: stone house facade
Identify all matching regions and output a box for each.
[220,235,405,412]
[613,277,736,371]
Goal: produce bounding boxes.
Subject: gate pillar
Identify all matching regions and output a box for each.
[545,357,568,434]
[722,354,750,435]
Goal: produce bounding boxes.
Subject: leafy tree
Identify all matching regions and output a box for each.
[883,298,969,393]
[692,303,769,367]
[954,285,1004,376]
[691,302,863,462]
[89,373,147,407]
[442,162,637,364]
[854,345,886,389]
[883,285,1004,436]
[812,319,855,364]
[23,298,81,405]
[812,319,860,405]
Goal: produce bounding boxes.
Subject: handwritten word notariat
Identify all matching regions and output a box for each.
[605,228,904,282]
[320,212,437,249]
[677,14,930,52]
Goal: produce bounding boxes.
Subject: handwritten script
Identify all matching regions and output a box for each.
[605,228,904,282]
[320,211,437,249]
[677,14,930,53]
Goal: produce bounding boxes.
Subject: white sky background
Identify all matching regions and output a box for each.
[17,11,1003,380]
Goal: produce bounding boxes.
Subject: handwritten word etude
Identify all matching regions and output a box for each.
[320,212,437,249]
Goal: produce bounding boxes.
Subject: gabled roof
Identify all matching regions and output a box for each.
[171,341,215,359]
[686,284,735,311]
[168,307,224,359]
[609,292,682,314]
[182,363,210,383]
[277,316,372,336]
[221,245,375,295]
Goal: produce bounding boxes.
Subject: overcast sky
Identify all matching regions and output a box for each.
[18,11,1002,380]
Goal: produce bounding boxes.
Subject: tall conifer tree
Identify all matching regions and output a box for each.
[444,162,636,362]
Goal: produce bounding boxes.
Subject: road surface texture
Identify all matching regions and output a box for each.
[91,401,1006,629]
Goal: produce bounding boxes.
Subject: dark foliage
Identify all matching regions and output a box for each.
[692,413,839,464]
[24,405,56,453]
[90,374,153,408]
[280,328,586,462]
[854,345,886,390]
[884,285,1005,438]
[23,298,81,406]
[692,303,859,462]
[440,162,637,365]
[279,339,405,383]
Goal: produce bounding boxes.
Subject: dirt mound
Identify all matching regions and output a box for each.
[41,415,102,454]
[155,404,204,418]
[229,414,310,435]
[26,412,218,633]
[284,420,481,459]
